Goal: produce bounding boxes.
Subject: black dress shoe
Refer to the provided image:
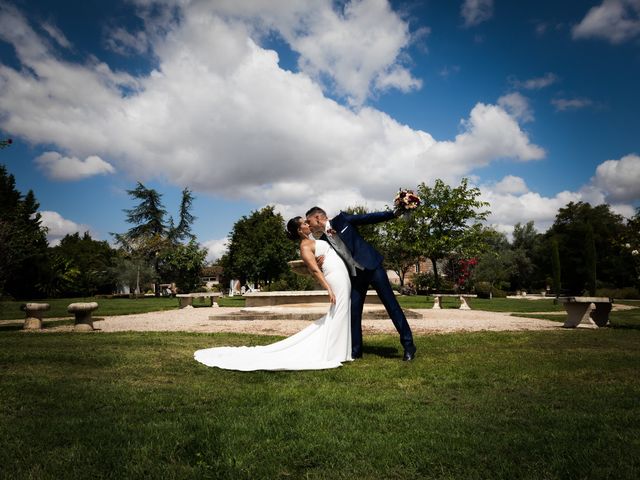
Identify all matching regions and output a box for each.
[403,346,416,361]
[352,352,363,359]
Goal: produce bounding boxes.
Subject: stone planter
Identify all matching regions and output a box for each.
[68,302,99,331]
[20,303,50,330]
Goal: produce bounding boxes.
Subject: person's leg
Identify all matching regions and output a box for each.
[369,266,415,351]
[350,272,370,358]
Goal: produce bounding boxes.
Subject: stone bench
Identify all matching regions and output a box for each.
[176,292,221,308]
[556,296,613,328]
[68,302,99,331]
[243,290,390,307]
[432,294,477,310]
[20,303,50,330]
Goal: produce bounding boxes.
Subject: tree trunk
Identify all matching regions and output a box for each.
[431,257,440,291]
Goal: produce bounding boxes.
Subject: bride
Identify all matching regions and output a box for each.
[194,216,353,371]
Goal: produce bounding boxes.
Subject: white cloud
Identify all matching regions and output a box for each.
[196,0,423,106]
[572,0,640,44]
[0,1,544,217]
[104,26,150,55]
[39,210,91,246]
[202,237,228,263]
[481,154,640,237]
[498,92,534,123]
[593,153,640,202]
[510,72,559,90]
[41,21,73,49]
[461,0,494,27]
[35,151,116,180]
[491,175,530,195]
[551,97,595,111]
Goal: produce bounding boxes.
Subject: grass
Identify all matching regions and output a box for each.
[1,330,639,479]
[0,295,245,321]
[513,306,640,329]
[398,295,566,312]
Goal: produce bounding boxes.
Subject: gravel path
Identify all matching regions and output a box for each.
[21,305,593,335]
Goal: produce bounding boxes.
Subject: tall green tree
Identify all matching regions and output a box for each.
[622,208,640,289]
[509,221,538,292]
[377,216,421,287]
[220,206,296,286]
[471,228,513,297]
[158,240,208,293]
[546,202,634,294]
[113,183,198,294]
[0,165,49,298]
[413,178,490,290]
[51,232,117,296]
[550,237,561,296]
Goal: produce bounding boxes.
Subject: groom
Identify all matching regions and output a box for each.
[306,207,417,361]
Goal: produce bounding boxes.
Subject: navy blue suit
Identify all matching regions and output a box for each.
[329,211,415,357]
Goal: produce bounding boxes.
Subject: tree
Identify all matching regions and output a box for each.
[509,221,538,292]
[113,183,197,294]
[0,165,49,298]
[550,237,561,296]
[546,202,634,294]
[413,178,490,291]
[51,232,117,296]
[220,206,296,286]
[158,240,207,293]
[622,208,640,289]
[470,229,513,297]
[377,216,421,287]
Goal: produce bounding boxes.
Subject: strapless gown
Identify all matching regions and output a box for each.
[194,240,352,370]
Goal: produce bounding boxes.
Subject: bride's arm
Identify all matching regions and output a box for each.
[300,240,336,304]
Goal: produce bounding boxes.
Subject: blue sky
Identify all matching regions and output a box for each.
[1,0,639,261]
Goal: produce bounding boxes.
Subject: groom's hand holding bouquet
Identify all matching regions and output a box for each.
[393,188,421,218]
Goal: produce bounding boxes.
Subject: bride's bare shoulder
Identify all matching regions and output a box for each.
[300,238,315,251]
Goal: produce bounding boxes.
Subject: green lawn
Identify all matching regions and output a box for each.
[398,295,566,312]
[513,306,640,329]
[0,295,244,321]
[1,330,639,479]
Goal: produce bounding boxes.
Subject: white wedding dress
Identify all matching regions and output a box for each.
[194,240,353,371]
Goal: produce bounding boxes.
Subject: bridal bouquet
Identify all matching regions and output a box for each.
[394,188,420,218]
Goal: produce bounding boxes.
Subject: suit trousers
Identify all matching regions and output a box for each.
[350,265,415,356]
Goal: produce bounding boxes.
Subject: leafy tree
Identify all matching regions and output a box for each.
[0,165,49,298]
[585,223,597,296]
[470,229,513,297]
[109,255,157,295]
[113,183,198,294]
[622,207,640,288]
[158,240,207,293]
[413,178,490,291]
[509,221,538,291]
[377,215,421,287]
[546,202,634,294]
[550,237,561,296]
[220,206,296,286]
[36,254,81,298]
[50,232,117,296]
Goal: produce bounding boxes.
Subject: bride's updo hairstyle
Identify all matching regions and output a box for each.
[286,216,303,241]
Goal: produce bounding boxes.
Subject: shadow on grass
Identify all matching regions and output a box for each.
[362,344,399,358]
[0,323,23,332]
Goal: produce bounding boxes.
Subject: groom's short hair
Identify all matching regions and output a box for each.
[306,206,327,218]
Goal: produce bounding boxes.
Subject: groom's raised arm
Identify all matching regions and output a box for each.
[339,210,396,226]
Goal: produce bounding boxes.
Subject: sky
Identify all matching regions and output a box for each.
[1,0,639,262]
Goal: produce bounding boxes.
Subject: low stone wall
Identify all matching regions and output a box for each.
[244,290,387,307]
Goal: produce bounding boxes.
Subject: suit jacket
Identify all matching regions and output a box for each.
[329,210,395,271]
